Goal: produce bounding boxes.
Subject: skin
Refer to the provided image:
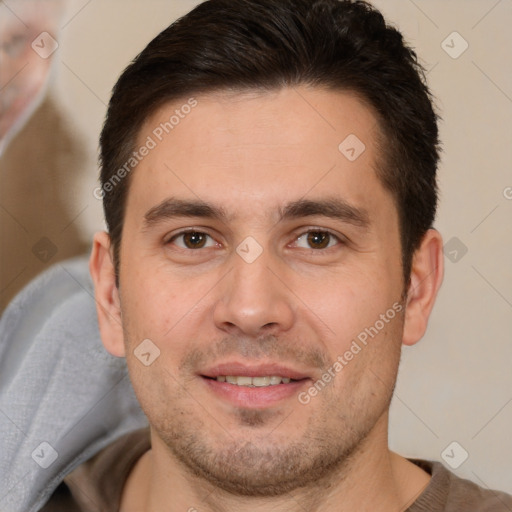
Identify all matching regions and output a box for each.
[90,86,444,512]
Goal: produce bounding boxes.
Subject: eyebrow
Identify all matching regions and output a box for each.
[144,198,230,227]
[279,198,370,228]
[143,197,370,229]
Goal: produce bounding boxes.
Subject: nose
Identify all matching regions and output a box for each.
[213,248,295,338]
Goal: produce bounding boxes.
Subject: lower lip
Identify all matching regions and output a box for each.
[202,377,309,408]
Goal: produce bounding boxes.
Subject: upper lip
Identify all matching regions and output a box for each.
[200,362,311,380]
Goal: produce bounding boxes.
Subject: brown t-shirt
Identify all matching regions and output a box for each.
[41,428,512,511]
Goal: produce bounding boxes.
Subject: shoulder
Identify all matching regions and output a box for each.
[408,458,512,512]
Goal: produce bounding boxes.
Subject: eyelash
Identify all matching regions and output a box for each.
[297,231,346,252]
[165,228,345,252]
[166,229,219,250]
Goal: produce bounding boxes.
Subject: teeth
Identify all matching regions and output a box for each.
[237,376,253,386]
[253,376,271,387]
[216,375,293,387]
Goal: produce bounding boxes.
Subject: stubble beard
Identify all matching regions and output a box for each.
[152,387,391,498]
[127,322,403,498]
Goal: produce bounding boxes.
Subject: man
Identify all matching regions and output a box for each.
[44,0,512,510]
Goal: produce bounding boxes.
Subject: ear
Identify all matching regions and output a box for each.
[89,231,126,357]
[402,229,444,346]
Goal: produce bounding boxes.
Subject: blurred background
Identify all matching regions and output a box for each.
[0,0,511,493]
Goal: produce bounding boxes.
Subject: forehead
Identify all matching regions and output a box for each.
[127,86,393,224]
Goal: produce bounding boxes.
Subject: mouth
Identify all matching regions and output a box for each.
[199,363,311,408]
[204,375,299,387]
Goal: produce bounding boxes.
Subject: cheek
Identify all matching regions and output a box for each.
[125,355,189,428]
[319,304,404,416]
[294,267,400,350]
[119,246,180,331]
[118,258,217,356]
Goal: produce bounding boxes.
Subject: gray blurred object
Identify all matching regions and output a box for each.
[0,256,147,512]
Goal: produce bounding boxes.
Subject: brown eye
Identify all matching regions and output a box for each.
[169,231,216,250]
[306,231,330,249]
[182,232,207,248]
[293,230,341,250]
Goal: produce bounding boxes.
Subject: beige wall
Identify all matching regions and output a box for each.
[1,0,511,493]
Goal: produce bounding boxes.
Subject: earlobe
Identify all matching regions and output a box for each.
[402,229,444,346]
[89,231,126,357]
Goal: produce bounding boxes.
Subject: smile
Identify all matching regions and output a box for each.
[214,375,293,386]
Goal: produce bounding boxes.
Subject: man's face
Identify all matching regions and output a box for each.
[115,87,406,495]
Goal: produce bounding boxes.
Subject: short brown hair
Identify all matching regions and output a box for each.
[99,0,440,286]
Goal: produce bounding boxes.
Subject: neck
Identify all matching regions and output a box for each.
[121,413,431,512]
